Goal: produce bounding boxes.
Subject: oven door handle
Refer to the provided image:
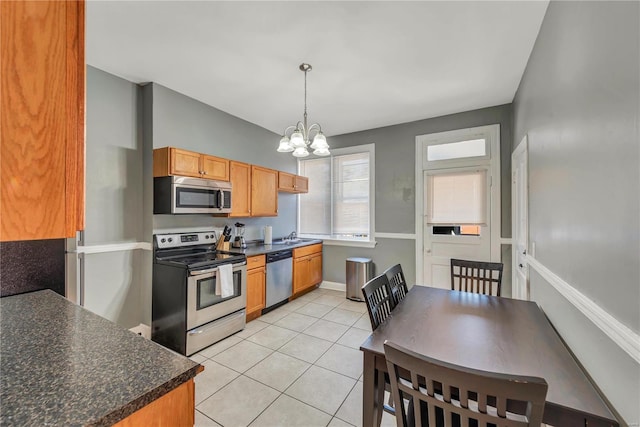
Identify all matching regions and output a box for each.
[190,267,218,276]
[189,262,247,276]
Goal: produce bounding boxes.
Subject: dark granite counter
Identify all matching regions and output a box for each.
[0,290,201,427]
[239,239,323,257]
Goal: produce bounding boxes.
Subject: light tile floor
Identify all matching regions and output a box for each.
[191,287,396,427]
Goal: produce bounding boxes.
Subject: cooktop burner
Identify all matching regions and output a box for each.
[154,230,246,269]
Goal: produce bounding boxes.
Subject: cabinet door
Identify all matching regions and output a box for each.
[295,176,309,193]
[308,252,323,287]
[293,255,310,294]
[201,155,230,181]
[251,166,278,216]
[170,148,201,178]
[246,266,266,316]
[1,0,85,241]
[230,161,251,217]
[278,172,296,192]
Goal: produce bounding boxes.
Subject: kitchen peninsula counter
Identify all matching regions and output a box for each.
[0,290,201,427]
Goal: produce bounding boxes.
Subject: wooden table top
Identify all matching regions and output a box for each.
[360,286,618,426]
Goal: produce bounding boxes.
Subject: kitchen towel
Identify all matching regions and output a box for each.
[264,226,272,245]
[218,263,234,298]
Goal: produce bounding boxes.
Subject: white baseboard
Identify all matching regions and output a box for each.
[129,323,151,340]
[320,281,346,292]
[527,255,640,365]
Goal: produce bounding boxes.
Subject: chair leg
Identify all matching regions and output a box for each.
[376,370,386,426]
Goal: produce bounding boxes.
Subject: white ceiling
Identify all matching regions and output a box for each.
[87,1,548,137]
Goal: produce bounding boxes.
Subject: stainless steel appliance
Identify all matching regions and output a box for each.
[152,231,246,356]
[154,176,232,214]
[265,250,293,309]
[232,222,247,249]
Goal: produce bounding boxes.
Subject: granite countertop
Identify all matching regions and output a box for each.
[0,290,201,427]
[239,239,323,257]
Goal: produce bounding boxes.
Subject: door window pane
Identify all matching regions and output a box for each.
[427,170,487,225]
[427,139,486,161]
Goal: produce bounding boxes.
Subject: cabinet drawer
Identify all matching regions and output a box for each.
[247,254,266,269]
[293,243,322,258]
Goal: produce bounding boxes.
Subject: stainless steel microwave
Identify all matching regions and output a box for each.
[154,176,232,214]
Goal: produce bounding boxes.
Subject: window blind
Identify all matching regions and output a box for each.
[427,169,487,225]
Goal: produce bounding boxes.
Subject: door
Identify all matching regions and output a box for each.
[201,155,229,181]
[171,148,201,178]
[251,166,278,216]
[423,168,492,289]
[230,161,251,217]
[416,124,501,288]
[512,137,529,300]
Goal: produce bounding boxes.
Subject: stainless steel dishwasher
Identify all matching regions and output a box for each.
[265,250,293,309]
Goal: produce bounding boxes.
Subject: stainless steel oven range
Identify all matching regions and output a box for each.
[152,230,247,356]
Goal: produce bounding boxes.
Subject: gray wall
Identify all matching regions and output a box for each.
[147,83,300,240]
[84,66,145,328]
[512,1,639,424]
[324,104,513,286]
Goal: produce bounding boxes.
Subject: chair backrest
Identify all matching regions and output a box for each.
[450,258,504,297]
[361,274,394,330]
[384,264,409,308]
[384,341,548,427]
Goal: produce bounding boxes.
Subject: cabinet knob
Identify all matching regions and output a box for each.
[203,171,207,175]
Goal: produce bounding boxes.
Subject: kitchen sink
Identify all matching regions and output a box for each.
[271,238,313,245]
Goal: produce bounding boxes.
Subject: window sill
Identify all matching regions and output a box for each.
[319,238,377,249]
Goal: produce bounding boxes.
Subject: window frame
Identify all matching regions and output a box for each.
[297,143,376,248]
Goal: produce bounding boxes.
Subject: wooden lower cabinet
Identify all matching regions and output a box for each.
[246,255,266,321]
[113,379,195,427]
[293,244,323,295]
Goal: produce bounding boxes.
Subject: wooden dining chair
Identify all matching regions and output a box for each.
[362,273,394,330]
[384,340,548,427]
[384,264,409,309]
[362,274,397,419]
[450,258,504,297]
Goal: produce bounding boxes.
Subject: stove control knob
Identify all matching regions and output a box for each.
[168,238,173,243]
[205,235,209,239]
[160,238,166,243]
[210,234,215,239]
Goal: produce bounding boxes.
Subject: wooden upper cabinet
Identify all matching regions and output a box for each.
[201,154,230,181]
[251,166,278,217]
[153,147,230,181]
[0,0,85,241]
[278,171,309,193]
[230,161,251,217]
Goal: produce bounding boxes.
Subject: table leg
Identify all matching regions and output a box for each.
[363,351,381,427]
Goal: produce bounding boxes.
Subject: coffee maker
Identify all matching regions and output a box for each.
[232,222,247,249]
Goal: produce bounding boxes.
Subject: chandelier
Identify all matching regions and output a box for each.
[277,63,330,157]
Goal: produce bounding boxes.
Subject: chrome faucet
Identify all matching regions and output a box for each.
[287,231,297,240]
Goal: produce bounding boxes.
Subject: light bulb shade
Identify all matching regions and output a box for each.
[277,136,294,152]
[310,132,328,150]
[290,131,306,148]
[313,147,330,156]
[292,146,310,157]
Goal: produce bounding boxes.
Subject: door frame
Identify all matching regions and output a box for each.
[415,124,501,286]
[512,135,529,300]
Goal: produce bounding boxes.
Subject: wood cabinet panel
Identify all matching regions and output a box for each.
[295,175,309,193]
[278,171,309,193]
[251,166,278,217]
[246,265,266,318]
[293,244,323,294]
[171,148,202,178]
[1,0,85,241]
[201,154,229,181]
[247,254,266,269]
[112,380,195,427]
[230,161,251,217]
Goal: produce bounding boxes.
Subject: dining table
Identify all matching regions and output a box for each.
[360,286,620,427]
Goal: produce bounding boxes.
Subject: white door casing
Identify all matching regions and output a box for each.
[415,124,501,288]
[512,136,529,300]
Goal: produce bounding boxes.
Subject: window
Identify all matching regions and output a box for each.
[427,138,486,161]
[298,144,375,245]
[426,169,487,225]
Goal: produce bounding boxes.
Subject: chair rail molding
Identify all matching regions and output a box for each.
[526,255,640,364]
